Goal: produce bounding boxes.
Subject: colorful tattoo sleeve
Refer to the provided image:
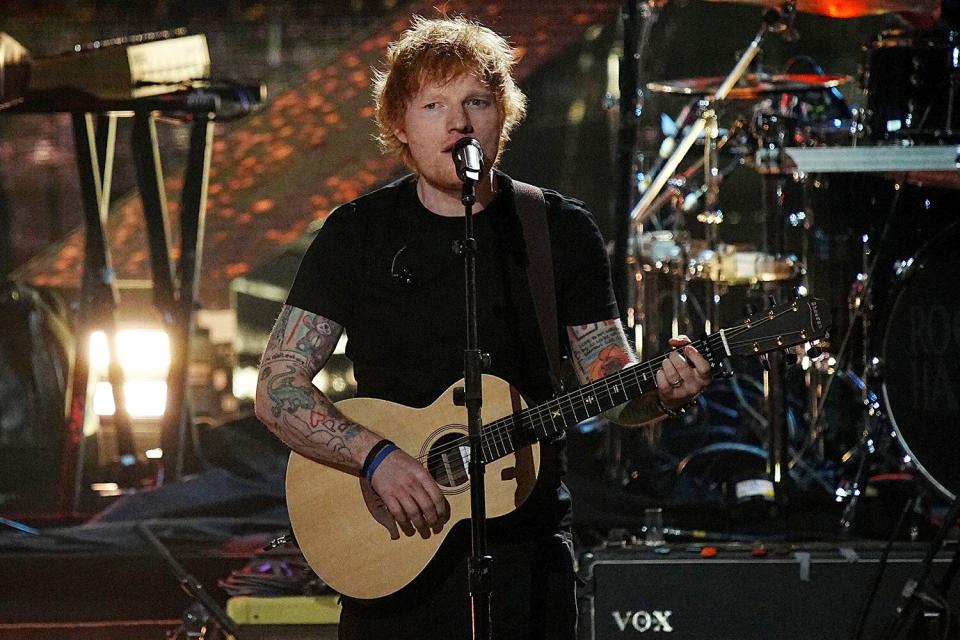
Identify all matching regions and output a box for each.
[256,305,362,467]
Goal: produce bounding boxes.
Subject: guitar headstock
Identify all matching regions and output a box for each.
[717,297,831,358]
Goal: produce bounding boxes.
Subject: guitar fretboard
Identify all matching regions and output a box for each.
[433,297,826,472]
[476,334,724,464]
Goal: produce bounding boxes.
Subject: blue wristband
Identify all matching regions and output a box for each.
[364,443,398,481]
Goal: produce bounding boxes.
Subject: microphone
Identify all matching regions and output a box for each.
[452,137,484,183]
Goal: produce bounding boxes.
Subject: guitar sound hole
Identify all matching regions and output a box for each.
[427,432,470,489]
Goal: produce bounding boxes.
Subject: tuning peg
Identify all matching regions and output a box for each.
[759,354,770,372]
[767,294,778,309]
[743,303,758,316]
[806,345,823,359]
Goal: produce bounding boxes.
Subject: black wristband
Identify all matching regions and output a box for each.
[361,439,395,478]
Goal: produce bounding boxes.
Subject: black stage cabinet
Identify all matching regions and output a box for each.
[582,543,960,640]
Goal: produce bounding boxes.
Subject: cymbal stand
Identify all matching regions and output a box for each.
[839,233,886,532]
[697,104,723,333]
[798,177,826,458]
[806,181,902,532]
[759,155,793,502]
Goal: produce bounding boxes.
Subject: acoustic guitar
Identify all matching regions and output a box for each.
[286,297,830,599]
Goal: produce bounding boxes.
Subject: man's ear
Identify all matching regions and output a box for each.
[394,127,408,144]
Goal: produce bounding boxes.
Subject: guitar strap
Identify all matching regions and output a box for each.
[510,179,565,395]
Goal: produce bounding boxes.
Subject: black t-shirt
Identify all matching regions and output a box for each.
[286,172,618,535]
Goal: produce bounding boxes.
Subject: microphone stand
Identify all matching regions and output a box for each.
[135,523,243,640]
[454,173,492,640]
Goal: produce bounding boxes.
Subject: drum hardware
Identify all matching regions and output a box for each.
[863,29,960,143]
[800,183,907,532]
[700,104,725,333]
[754,92,815,502]
[619,0,960,516]
[647,72,851,100]
[630,2,799,227]
[701,0,940,20]
[879,493,960,640]
[625,5,835,503]
[824,237,883,534]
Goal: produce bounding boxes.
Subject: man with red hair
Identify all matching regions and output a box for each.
[256,15,710,639]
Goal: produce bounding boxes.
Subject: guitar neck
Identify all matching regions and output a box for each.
[478,334,725,464]
[475,297,829,465]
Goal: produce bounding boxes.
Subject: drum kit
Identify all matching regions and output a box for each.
[616,0,960,524]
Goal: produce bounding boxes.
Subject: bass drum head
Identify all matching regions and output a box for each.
[881,223,960,499]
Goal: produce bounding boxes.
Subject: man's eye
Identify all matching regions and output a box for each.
[424,102,440,110]
[467,98,490,108]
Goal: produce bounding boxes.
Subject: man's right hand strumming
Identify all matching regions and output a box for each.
[360,441,450,539]
[255,304,449,540]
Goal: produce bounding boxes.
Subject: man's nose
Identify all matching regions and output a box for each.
[448,105,473,133]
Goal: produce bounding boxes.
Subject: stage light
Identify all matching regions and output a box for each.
[89,329,171,377]
[89,329,171,418]
[232,365,260,400]
[93,380,168,417]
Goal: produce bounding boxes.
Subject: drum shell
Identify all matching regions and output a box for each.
[880,222,960,499]
[863,30,960,142]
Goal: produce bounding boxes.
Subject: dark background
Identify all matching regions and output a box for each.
[0,0,895,279]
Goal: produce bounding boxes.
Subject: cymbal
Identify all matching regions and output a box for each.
[701,0,938,19]
[647,73,850,100]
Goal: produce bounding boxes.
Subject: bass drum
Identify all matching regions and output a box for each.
[881,223,960,499]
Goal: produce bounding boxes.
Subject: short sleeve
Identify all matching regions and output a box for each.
[548,196,620,326]
[286,204,363,326]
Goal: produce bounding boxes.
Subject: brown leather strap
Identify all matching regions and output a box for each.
[511,179,564,393]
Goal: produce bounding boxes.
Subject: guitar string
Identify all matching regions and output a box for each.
[412,306,814,467]
[414,335,719,468]
[413,340,704,469]
[416,313,805,468]
[413,332,722,466]
[515,308,812,436]
[414,310,807,468]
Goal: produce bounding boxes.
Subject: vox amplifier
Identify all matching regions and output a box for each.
[582,542,960,640]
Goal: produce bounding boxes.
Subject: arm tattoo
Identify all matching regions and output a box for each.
[296,314,335,350]
[278,413,356,466]
[568,319,661,426]
[257,306,363,467]
[266,365,317,418]
[267,305,294,348]
[567,319,638,383]
[278,309,338,372]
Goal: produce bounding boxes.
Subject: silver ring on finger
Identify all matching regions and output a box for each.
[670,377,683,388]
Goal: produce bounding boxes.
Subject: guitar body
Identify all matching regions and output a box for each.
[285,297,830,600]
[285,374,541,600]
